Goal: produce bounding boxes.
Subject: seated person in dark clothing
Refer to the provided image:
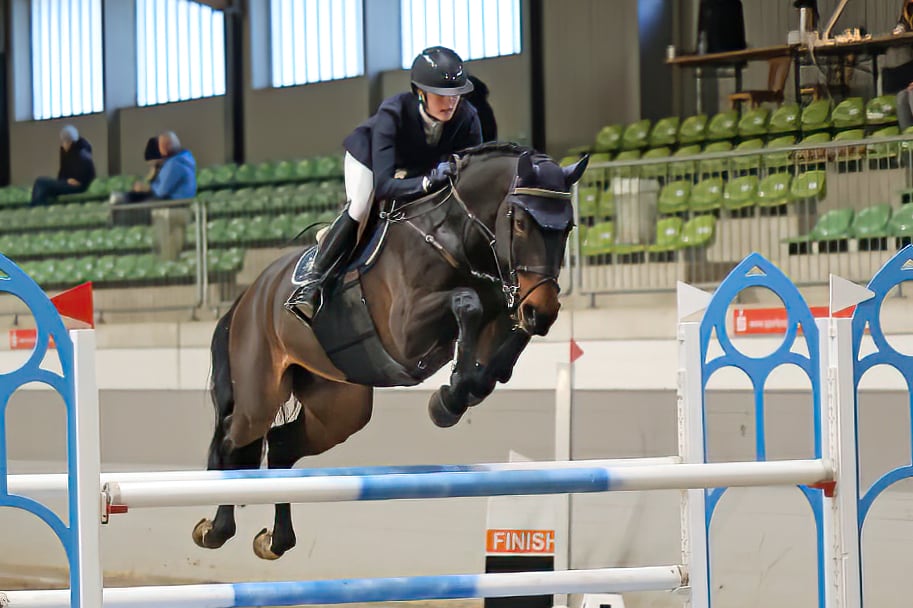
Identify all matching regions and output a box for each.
[464,75,498,142]
[30,125,96,206]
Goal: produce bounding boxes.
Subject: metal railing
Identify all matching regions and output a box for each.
[572,133,913,298]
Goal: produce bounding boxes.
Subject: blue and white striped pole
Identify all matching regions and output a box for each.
[0,565,686,608]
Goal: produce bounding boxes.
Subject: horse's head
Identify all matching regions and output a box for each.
[499,151,588,336]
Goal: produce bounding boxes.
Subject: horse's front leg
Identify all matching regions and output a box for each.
[428,288,484,427]
[462,326,531,405]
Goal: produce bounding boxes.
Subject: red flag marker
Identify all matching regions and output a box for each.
[569,338,584,363]
[50,282,95,328]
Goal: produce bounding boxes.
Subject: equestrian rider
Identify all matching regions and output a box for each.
[286,46,483,319]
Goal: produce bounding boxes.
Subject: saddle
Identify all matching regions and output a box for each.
[289,194,443,388]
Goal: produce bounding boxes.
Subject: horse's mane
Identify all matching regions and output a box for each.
[457,141,541,167]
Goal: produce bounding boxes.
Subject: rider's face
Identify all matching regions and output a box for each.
[423,92,460,122]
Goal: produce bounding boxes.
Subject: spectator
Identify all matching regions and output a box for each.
[464,75,498,142]
[30,125,96,206]
[131,131,197,201]
[142,135,165,185]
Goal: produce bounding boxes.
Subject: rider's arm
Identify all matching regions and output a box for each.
[371,107,430,201]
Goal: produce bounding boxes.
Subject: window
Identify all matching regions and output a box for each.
[136,0,226,107]
[400,0,521,69]
[31,0,104,120]
[269,0,364,88]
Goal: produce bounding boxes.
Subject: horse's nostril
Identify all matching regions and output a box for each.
[522,304,536,325]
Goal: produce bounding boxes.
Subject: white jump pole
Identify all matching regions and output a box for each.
[0,566,687,608]
[554,360,573,608]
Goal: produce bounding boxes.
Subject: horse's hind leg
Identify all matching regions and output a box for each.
[252,402,307,560]
[193,435,264,550]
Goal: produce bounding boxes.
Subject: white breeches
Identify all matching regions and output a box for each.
[344,152,375,223]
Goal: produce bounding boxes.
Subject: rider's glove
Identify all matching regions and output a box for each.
[423,161,455,192]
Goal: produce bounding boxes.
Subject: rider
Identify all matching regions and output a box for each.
[286,46,483,319]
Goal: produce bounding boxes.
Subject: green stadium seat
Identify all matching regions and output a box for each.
[245,215,272,242]
[594,124,623,153]
[698,141,733,175]
[273,160,295,181]
[833,129,866,162]
[315,155,343,178]
[706,110,738,142]
[649,117,680,148]
[803,208,855,242]
[723,174,759,212]
[737,107,770,138]
[669,144,701,178]
[581,221,615,256]
[640,147,671,179]
[234,163,257,184]
[689,177,723,213]
[196,167,216,189]
[866,95,898,127]
[621,119,652,151]
[647,217,684,253]
[732,138,764,172]
[764,135,795,170]
[790,170,826,200]
[680,214,716,248]
[832,97,865,130]
[795,132,831,165]
[612,149,642,177]
[658,180,691,215]
[677,114,708,145]
[254,162,276,183]
[577,187,601,220]
[756,172,792,207]
[212,164,237,185]
[867,126,902,161]
[801,99,833,133]
[850,204,892,238]
[94,255,117,282]
[889,203,913,237]
[295,158,316,180]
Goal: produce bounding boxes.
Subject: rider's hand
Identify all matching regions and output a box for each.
[424,161,455,192]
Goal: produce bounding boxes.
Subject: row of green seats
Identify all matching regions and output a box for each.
[202,185,345,216]
[197,156,344,189]
[581,215,716,257]
[17,248,245,287]
[190,211,336,247]
[591,97,899,155]
[0,186,31,206]
[0,226,152,259]
[57,174,142,204]
[0,201,110,233]
[786,203,913,245]
[657,171,826,215]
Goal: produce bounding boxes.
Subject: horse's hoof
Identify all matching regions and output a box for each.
[253,528,282,560]
[428,386,464,428]
[192,518,228,550]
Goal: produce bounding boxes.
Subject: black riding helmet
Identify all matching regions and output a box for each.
[410,46,474,96]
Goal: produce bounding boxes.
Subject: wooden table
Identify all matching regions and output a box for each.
[667,32,913,110]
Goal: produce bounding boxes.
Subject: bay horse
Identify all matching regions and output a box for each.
[194,142,588,559]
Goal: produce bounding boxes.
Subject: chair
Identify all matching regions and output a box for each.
[888,203,913,240]
[866,95,898,128]
[731,138,764,172]
[680,214,717,248]
[801,99,833,134]
[723,174,759,212]
[698,141,733,175]
[728,56,791,109]
[649,117,680,148]
[594,124,623,153]
[581,221,616,257]
[621,119,652,151]
[678,115,708,145]
[768,103,801,136]
[737,107,770,139]
[646,217,684,254]
[786,208,854,244]
[756,172,792,208]
[706,110,739,142]
[790,170,827,201]
[831,97,865,130]
[867,126,902,165]
[658,180,691,215]
[689,177,724,214]
[764,135,796,171]
[850,204,892,238]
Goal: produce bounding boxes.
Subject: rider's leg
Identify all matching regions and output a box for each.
[286,153,373,318]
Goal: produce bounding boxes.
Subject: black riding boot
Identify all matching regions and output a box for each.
[285,212,360,320]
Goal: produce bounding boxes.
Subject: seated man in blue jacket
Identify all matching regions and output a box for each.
[129,131,197,201]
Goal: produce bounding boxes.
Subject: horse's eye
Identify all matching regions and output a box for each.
[515,216,527,232]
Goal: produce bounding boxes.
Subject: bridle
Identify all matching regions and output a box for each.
[380,168,572,317]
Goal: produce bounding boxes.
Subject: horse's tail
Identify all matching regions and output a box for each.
[207,293,244,470]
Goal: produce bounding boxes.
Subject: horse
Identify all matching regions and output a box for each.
[193,142,588,560]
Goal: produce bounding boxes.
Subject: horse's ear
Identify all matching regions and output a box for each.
[517,151,535,183]
[562,154,589,187]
